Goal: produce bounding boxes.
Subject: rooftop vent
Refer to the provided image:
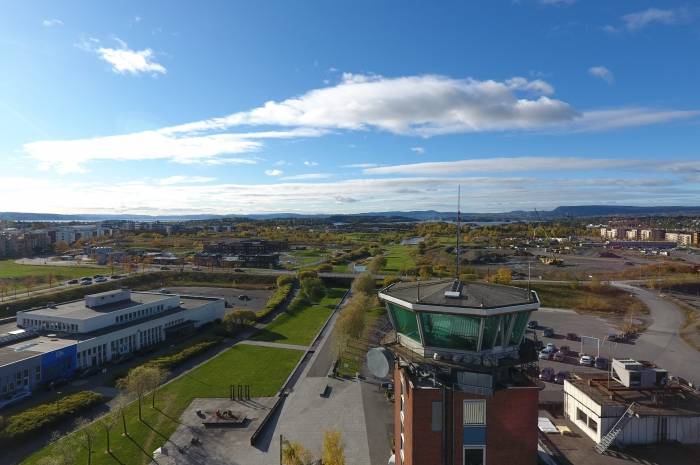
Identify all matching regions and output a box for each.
[444,280,463,299]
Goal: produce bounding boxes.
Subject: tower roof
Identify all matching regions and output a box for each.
[380,279,536,309]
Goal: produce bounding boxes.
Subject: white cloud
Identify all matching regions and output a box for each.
[342,163,378,169]
[410,147,426,155]
[22,73,699,173]
[303,160,319,166]
[158,176,216,185]
[364,157,643,176]
[42,19,63,27]
[281,173,333,180]
[1,173,697,216]
[264,169,283,176]
[622,8,690,31]
[97,44,166,75]
[588,66,614,84]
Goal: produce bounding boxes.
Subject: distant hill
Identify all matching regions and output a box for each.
[2,205,700,223]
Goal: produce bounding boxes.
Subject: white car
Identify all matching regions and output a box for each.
[579,355,594,366]
[545,343,556,352]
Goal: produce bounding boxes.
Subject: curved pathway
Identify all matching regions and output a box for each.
[611,281,698,383]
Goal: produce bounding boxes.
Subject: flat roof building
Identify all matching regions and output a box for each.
[2,289,224,396]
[564,359,700,453]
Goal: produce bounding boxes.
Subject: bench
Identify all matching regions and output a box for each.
[320,384,332,398]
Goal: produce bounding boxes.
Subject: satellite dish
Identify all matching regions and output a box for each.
[367,347,393,379]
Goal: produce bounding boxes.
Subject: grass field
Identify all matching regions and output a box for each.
[0,259,106,296]
[382,244,416,274]
[21,345,301,465]
[251,287,346,345]
[525,283,649,316]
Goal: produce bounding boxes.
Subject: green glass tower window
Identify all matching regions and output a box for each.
[419,312,480,350]
[481,316,499,350]
[387,303,421,342]
[509,311,530,345]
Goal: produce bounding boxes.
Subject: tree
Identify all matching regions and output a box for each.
[297,269,318,281]
[322,430,346,465]
[74,418,93,465]
[489,267,512,285]
[37,432,79,465]
[281,440,314,465]
[117,365,166,420]
[382,275,401,288]
[276,274,295,287]
[300,276,325,301]
[46,273,55,289]
[101,408,119,453]
[418,266,432,281]
[351,272,375,296]
[223,309,257,334]
[54,241,70,254]
[368,255,387,274]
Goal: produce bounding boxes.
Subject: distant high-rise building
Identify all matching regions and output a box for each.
[377,280,540,465]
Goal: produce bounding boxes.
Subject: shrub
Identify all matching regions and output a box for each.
[382,275,401,288]
[316,263,333,272]
[144,338,221,370]
[0,391,104,440]
[256,283,293,320]
[276,275,296,287]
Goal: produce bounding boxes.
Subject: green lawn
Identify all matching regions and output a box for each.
[251,287,346,346]
[21,345,301,465]
[0,259,106,295]
[382,245,416,273]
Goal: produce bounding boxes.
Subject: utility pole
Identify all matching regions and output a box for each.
[456,185,461,280]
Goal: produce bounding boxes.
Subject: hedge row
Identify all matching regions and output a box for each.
[144,337,222,370]
[256,283,293,320]
[0,391,104,440]
[329,246,371,266]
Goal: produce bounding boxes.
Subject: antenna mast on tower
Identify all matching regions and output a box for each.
[456,185,461,280]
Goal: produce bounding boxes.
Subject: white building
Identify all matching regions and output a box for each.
[563,360,700,448]
[15,289,224,370]
[53,225,110,244]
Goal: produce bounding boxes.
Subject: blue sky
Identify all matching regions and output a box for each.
[1,0,699,215]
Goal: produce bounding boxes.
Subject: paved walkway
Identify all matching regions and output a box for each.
[238,340,308,351]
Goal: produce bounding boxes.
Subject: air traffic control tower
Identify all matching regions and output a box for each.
[373,279,541,465]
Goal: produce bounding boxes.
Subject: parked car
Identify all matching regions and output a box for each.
[538,350,553,360]
[67,279,79,284]
[160,288,170,293]
[579,355,594,366]
[94,277,108,283]
[233,268,244,272]
[111,274,124,279]
[553,350,567,362]
[80,279,92,285]
[545,343,557,352]
[555,371,570,384]
[238,294,250,301]
[539,367,555,382]
[93,274,104,279]
[566,332,579,341]
[527,320,538,329]
[160,266,170,270]
[543,327,554,337]
[193,267,202,271]
[0,388,31,410]
[594,357,609,370]
[80,277,92,282]
[559,345,570,354]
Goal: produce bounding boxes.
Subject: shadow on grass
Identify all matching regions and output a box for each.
[249,328,286,342]
[125,433,155,464]
[153,405,184,424]
[107,450,127,465]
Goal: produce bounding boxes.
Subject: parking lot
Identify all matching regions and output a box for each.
[162,286,273,313]
[532,294,700,401]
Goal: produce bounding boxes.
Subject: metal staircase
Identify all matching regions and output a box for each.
[595,402,636,454]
